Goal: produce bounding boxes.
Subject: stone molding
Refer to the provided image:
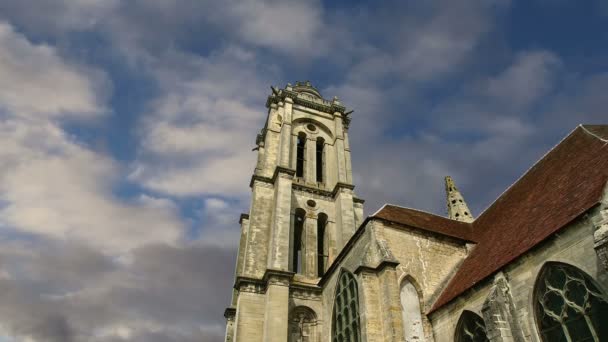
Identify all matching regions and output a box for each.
[249,166,296,188]
[263,269,295,288]
[266,88,346,115]
[292,181,356,200]
[353,260,400,275]
[290,283,323,301]
[238,213,249,225]
[234,269,295,294]
[234,276,266,294]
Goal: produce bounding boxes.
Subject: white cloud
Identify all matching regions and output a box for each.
[0,21,183,252]
[0,21,108,119]
[0,119,184,252]
[484,51,562,109]
[130,49,270,197]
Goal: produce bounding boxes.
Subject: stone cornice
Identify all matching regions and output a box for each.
[332,182,355,197]
[266,89,346,115]
[292,183,333,197]
[234,269,295,293]
[291,181,358,201]
[239,213,249,224]
[354,260,400,275]
[353,197,365,204]
[249,166,296,188]
[263,268,295,287]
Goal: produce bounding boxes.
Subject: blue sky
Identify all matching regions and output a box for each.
[0,0,606,341]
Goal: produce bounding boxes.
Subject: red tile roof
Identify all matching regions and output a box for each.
[430,125,608,312]
[373,205,476,242]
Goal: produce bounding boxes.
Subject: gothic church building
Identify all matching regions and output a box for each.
[223,82,608,342]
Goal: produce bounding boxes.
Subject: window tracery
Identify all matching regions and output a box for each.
[455,311,489,342]
[332,270,361,342]
[534,262,608,342]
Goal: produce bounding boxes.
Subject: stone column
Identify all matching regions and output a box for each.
[306,136,317,185]
[263,272,292,342]
[378,265,406,342]
[333,113,348,183]
[304,214,318,278]
[244,179,274,278]
[267,169,295,271]
[343,129,353,184]
[234,281,266,342]
[278,98,293,167]
[335,185,357,248]
[481,273,524,342]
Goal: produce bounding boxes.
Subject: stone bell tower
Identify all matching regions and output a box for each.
[223,81,364,342]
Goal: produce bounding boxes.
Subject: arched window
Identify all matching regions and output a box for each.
[400,278,425,341]
[316,137,324,183]
[296,133,306,178]
[289,306,317,342]
[292,209,306,273]
[534,262,608,341]
[332,270,361,342]
[317,213,328,277]
[455,311,489,342]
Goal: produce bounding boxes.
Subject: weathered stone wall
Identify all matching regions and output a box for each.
[381,222,469,341]
[429,206,608,342]
[318,219,470,342]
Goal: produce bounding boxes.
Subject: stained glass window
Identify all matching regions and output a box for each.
[332,270,361,342]
[455,310,489,342]
[534,262,608,342]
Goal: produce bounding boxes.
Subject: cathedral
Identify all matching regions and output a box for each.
[222,81,608,342]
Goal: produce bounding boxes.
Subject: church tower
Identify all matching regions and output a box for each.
[224,81,364,342]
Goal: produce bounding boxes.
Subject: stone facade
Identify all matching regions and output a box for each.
[223,83,608,342]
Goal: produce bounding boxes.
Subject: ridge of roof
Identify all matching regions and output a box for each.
[580,124,608,142]
[473,125,580,221]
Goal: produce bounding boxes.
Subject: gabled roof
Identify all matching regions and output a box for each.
[373,205,476,242]
[430,125,608,312]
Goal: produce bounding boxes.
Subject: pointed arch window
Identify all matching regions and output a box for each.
[455,311,489,342]
[332,270,361,342]
[401,278,425,341]
[316,137,324,183]
[534,262,608,341]
[292,209,306,274]
[296,133,306,178]
[317,213,328,277]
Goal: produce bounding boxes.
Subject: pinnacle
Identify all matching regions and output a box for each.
[445,176,474,223]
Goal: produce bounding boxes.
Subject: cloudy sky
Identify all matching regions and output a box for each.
[0,0,606,340]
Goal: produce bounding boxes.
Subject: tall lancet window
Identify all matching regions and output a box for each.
[332,270,361,342]
[317,213,328,277]
[455,311,489,342]
[534,262,608,341]
[400,279,425,341]
[292,209,306,274]
[296,133,306,178]
[316,137,324,183]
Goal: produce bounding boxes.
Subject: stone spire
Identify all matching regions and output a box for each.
[445,176,474,222]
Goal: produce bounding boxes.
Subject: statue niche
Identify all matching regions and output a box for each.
[289,306,318,342]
